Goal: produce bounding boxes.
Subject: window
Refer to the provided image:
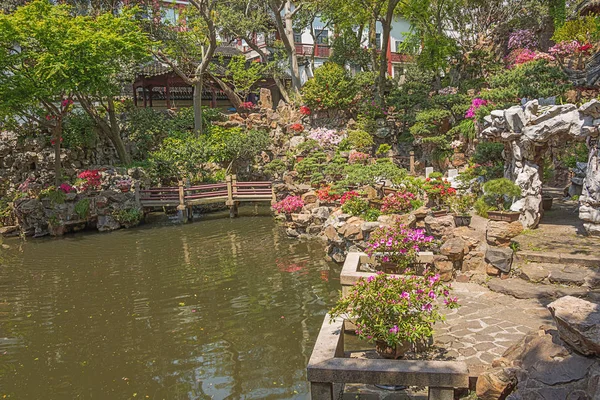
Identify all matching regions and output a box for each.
[315,29,328,45]
[395,40,403,53]
[161,7,178,25]
[375,33,381,50]
[294,31,302,43]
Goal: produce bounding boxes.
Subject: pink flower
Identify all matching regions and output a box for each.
[400,291,409,299]
[389,325,399,334]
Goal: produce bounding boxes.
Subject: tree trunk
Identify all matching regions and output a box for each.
[378,13,393,101]
[369,17,377,71]
[244,38,291,103]
[107,97,131,165]
[283,1,302,91]
[193,79,204,136]
[53,122,62,186]
[209,73,243,109]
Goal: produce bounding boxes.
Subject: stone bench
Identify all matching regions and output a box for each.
[307,314,470,400]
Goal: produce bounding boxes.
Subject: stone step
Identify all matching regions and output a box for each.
[516,251,600,268]
[514,262,600,289]
[487,278,594,300]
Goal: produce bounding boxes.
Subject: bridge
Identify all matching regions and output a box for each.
[137,175,275,221]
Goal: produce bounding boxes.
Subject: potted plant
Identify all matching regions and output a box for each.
[365,224,435,274]
[482,178,522,222]
[422,173,456,216]
[542,195,553,211]
[447,193,476,226]
[329,271,459,359]
[116,178,132,193]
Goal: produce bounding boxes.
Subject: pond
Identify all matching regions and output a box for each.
[0,209,340,399]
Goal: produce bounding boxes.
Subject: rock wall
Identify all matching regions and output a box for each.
[481,99,600,232]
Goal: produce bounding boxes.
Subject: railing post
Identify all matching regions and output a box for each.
[177,180,186,223]
[230,175,239,218]
[410,151,415,175]
[226,175,233,206]
[134,181,141,207]
[271,183,277,205]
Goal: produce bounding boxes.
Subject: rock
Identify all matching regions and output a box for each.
[0,225,19,237]
[485,246,514,273]
[311,206,330,220]
[323,225,342,243]
[486,220,524,247]
[452,226,483,250]
[487,278,589,300]
[520,264,549,283]
[307,224,323,235]
[579,99,600,118]
[360,221,381,233]
[291,213,311,225]
[476,368,517,400]
[424,215,455,239]
[361,185,379,200]
[440,237,468,261]
[259,88,273,109]
[395,213,417,228]
[504,105,527,132]
[339,223,363,240]
[463,251,486,273]
[96,215,120,232]
[486,264,501,276]
[301,191,318,204]
[413,206,429,219]
[289,136,305,149]
[547,296,600,356]
[548,265,587,286]
[433,255,454,282]
[286,228,300,237]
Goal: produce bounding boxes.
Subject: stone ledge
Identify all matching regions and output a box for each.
[516,251,600,267]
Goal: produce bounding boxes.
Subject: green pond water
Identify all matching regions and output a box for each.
[0,209,340,399]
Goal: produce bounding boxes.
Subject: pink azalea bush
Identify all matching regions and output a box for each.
[366,225,434,272]
[58,183,76,194]
[349,151,370,164]
[272,195,304,214]
[465,98,487,119]
[77,170,101,191]
[381,190,417,214]
[329,271,459,347]
[307,127,344,147]
[508,29,538,51]
[340,190,360,205]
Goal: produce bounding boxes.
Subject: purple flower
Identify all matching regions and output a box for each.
[400,291,409,299]
[421,303,433,312]
[389,325,399,334]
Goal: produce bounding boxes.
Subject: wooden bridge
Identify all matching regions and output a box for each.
[137,175,275,221]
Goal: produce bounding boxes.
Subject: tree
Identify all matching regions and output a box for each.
[214,55,267,105]
[152,0,218,136]
[0,0,150,183]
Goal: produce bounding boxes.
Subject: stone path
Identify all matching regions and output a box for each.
[434,282,553,375]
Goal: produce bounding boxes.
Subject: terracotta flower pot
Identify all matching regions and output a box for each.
[488,211,520,222]
[375,340,411,359]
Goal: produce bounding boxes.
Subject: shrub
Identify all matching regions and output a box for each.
[422,175,456,209]
[381,191,417,214]
[340,191,360,205]
[264,159,288,178]
[343,159,407,188]
[447,193,476,216]
[349,151,370,164]
[346,129,375,152]
[341,196,369,216]
[365,225,435,272]
[552,15,600,43]
[376,144,392,155]
[482,178,521,212]
[307,127,344,148]
[77,170,101,191]
[272,196,304,214]
[58,183,76,194]
[302,62,357,110]
[316,186,341,202]
[39,186,66,204]
[472,142,505,180]
[62,110,98,149]
[363,208,381,222]
[114,207,143,226]
[329,271,459,348]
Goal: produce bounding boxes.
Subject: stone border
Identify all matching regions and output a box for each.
[307,314,470,400]
[340,251,434,295]
[516,250,600,268]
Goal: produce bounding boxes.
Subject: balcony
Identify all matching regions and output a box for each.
[390,52,411,63]
[294,43,330,58]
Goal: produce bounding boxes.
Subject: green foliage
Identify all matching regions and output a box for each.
[363,208,382,222]
[296,139,321,155]
[264,159,288,178]
[376,144,392,155]
[341,196,369,216]
[74,199,90,219]
[481,60,569,105]
[295,151,328,179]
[218,55,266,101]
[561,143,589,168]
[39,187,65,204]
[302,62,357,110]
[342,159,407,188]
[472,142,505,180]
[114,207,143,226]
[122,107,172,158]
[552,15,600,42]
[62,111,98,149]
[474,197,491,218]
[329,28,371,70]
[347,130,375,152]
[483,178,521,211]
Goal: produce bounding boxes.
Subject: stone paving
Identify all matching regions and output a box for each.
[434,282,553,375]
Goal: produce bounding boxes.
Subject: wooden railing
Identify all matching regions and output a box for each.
[137,175,275,210]
[295,43,331,57]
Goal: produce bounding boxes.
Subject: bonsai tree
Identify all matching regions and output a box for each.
[482,178,521,212]
[447,193,476,216]
[330,271,459,359]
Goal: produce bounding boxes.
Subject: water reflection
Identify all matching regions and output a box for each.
[0,210,340,399]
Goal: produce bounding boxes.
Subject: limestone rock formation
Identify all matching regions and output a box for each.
[548,296,600,357]
[481,99,600,232]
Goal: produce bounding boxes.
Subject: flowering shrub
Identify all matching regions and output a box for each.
[116,178,132,190]
[239,101,255,110]
[289,123,304,133]
[549,40,595,70]
[272,195,304,214]
[381,191,417,215]
[341,196,369,216]
[329,271,458,347]
[465,98,487,119]
[340,190,360,205]
[508,29,538,51]
[366,225,434,271]
[77,170,101,191]
[307,127,344,147]
[450,140,463,149]
[348,151,370,164]
[299,105,311,116]
[58,183,76,194]
[316,186,341,202]
[423,174,456,209]
[549,40,580,58]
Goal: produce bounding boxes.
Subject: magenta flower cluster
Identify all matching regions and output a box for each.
[307,127,343,147]
[272,195,304,214]
[465,98,487,119]
[508,29,538,51]
[549,40,580,58]
[366,225,434,272]
[58,183,76,194]
[348,151,370,164]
